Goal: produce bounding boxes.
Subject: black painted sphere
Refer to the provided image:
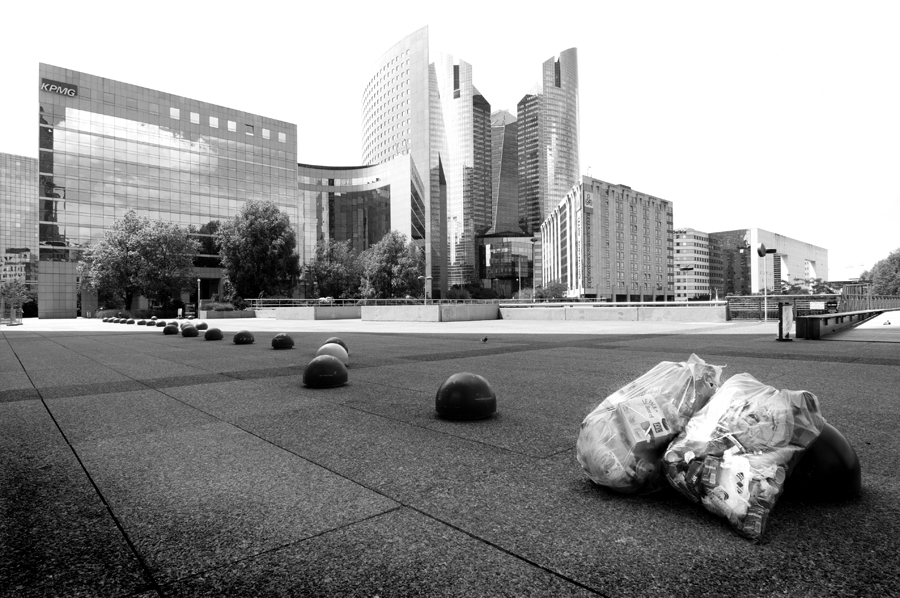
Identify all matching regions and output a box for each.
[303,355,348,388]
[136,320,146,325]
[204,328,224,341]
[233,330,255,345]
[271,333,295,350]
[155,320,167,327]
[435,372,497,420]
[195,322,208,330]
[324,337,349,355]
[181,326,199,337]
[786,423,861,501]
[163,324,179,335]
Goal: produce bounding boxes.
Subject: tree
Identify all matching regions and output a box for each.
[79,211,200,310]
[305,239,362,298]
[861,248,900,295]
[216,200,300,298]
[141,220,201,309]
[784,277,836,295]
[0,279,35,320]
[535,280,568,300]
[359,231,425,299]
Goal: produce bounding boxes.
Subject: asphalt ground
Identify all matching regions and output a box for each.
[2,317,898,597]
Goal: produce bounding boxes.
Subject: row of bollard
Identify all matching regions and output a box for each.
[100,316,496,420]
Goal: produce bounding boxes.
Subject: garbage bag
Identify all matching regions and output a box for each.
[663,372,826,540]
[576,354,725,493]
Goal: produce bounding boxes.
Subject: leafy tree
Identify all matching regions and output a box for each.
[141,220,201,309]
[783,277,835,295]
[216,200,300,298]
[535,280,568,300]
[305,239,362,298]
[446,286,472,300]
[0,279,36,320]
[80,212,199,310]
[861,248,900,295]
[359,231,425,299]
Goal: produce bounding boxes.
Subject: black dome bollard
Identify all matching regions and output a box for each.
[181,326,199,337]
[785,423,862,501]
[155,320,168,327]
[136,319,146,325]
[233,330,255,345]
[323,337,349,355]
[195,322,208,330]
[316,343,348,366]
[271,333,295,350]
[303,355,348,388]
[435,372,497,420]
[204,328,224,341]
[163,324,179,335]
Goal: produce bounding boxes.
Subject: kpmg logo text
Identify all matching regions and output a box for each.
[40,78,78,97]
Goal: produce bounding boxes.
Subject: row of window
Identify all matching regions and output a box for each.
[166,107,286,142]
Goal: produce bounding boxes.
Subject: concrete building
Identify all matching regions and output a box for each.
[673,228,723,300]
[709,228,828,296]
[541,177,674,300]
[37,64,300,317]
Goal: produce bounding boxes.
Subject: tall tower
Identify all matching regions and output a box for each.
[489,110,519,234]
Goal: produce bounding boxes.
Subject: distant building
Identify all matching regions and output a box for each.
[673,228,722,300]
[0,153,38,289]
[541,177,674,300]
[708,228,828,296]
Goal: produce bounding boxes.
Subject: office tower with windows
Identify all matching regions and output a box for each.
[1,153,39,297]
[37,64,302,317]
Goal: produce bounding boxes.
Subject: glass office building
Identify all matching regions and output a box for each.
[1,154,39,293]
[37,64,299,317]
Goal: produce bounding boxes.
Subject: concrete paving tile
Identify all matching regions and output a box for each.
[0,401,152,597]
[0,388,41,403]
[26,364,134,389]
[165,507,596,597]
[47,389,220,444]
[163,378,327,420]
[0,370,33,393]
[38,379,149,400]
[73,422,398,584]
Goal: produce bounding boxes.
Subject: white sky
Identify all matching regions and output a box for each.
[4,1,898,280]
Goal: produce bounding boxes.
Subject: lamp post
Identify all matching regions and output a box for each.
[418,275,433,305]
[757,244,777,321]
[530,237,537,302]
[197,278,201,315]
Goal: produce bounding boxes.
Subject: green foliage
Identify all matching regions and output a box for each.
[216,200,300,299]
[445,286,472,300]
[0,279,36,306]
[305,239,362,298]
[783,277,836,295]
[862,248,900,295]
[535,280,568,300]
[359,232,425,299]
[79,211,199,310]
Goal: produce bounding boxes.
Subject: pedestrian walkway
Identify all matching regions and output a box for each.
[2,319,897,597]
[825,309,900,343]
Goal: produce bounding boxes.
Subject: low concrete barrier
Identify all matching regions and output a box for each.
[252,306,361,320]
[439,303,499,322]
[199,310,257,319]
[499,305,726,322]
[362,305,440,322]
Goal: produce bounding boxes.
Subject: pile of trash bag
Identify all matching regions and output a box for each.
[576,354,725,493]
[577,356,829,541]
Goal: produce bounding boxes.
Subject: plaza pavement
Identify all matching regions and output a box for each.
[2,316,898,597]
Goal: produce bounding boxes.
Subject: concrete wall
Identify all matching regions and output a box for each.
[362,305,441,322]
[247,306,361,320]
[500,305,726,322]
[199,310,257,319]
[439,304,499,322]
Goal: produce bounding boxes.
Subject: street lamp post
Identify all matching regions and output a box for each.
[418,275,433,305]
[530,237,537,302]
[757,244,777,321]
[197,278,201,315]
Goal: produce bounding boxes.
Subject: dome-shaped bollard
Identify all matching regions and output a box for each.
[204,327,224,341]
[179,321,194,330]
[271,333,294,350]
[316,343,348,366]
[435,372,497,420]
[323,337,349,355]
[151,316,157,320]
[195,321,208,330]
[163,324,179,335]
[156,320,168,327]
[785,423,862,501]
[233,330,255,345]
[181,326,199,337]
[303,355,348,388]
[136,319,146,325]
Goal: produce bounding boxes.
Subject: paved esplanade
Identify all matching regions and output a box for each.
[2,318,897,597]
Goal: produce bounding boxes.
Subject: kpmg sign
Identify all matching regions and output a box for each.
[40,78,78,97]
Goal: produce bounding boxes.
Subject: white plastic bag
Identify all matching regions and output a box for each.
[663,373,826,540]
[576,354,725,493]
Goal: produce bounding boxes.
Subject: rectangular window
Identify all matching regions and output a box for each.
[245,124,254,136]
[104,92,115,104]
[126,97,138,110]
[262,128,270,139]
[227,120,236,132]
[190,112,199,124]
[150,103,159,115]
[209,116,218,128]
[170,107,180,120]
[278,132,286,143]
